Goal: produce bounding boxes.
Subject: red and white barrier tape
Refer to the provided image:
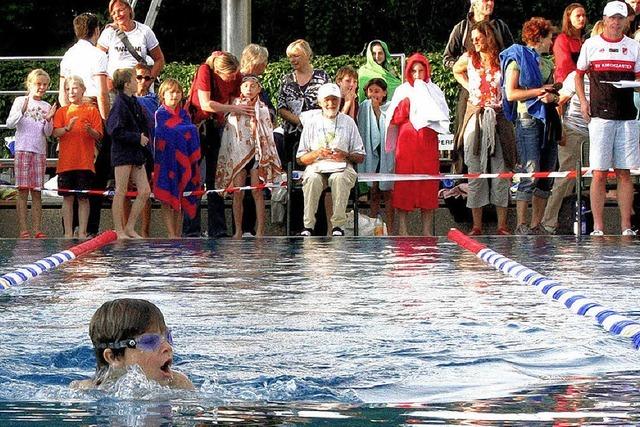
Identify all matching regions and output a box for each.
[1,168,635,198]
[0,181,287,198]
[358,168,640,182]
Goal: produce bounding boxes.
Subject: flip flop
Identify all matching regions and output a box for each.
[19,231,30,239]
[34,232,47,239]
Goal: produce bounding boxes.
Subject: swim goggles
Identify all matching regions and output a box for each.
[97,329,173,352]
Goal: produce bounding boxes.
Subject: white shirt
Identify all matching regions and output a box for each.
[60,39,108,98]
[297,111,365,174]
[560,71,590,136]
[97,21,159,77]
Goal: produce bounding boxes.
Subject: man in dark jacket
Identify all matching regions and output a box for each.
[443,0,514,170]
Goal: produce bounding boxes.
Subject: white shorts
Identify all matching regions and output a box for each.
[588,117,640,170]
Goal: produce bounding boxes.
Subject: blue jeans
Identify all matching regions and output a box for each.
[515,117,558,201]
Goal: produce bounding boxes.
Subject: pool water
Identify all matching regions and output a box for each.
[0,236,638,425]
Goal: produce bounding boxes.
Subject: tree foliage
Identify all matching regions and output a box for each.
[0,0,613,61]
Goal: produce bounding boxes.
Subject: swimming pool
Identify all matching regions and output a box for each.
[0,236,638,425]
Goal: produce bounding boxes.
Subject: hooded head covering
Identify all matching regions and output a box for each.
[384,52,450,151]
[357,40,402,101]
[405,53,431,86]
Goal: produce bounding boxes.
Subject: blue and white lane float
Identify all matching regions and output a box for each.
[447,228,640,350]
[0,230,117,290]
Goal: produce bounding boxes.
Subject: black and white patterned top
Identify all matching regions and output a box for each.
[277,69,330,135]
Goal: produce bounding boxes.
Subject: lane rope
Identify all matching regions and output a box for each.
[447,228,640,350]
[0,230,117,291]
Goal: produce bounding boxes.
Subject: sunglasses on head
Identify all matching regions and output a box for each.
[136,75,153,82]
[97,329,173,353]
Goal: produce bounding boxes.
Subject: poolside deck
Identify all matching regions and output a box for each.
[0,195,625,238]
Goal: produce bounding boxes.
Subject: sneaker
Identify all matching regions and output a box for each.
[300,228,313,237]
[590,229,604,236]
[331,227,345,236]
[514,224,531,235]
[622,228,637,236]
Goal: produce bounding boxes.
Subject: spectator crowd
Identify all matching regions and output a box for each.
[6,0,640,239]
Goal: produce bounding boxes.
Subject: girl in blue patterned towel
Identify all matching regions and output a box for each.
[153,78,201,238]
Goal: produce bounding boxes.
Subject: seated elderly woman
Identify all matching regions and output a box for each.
[296,83,365,236]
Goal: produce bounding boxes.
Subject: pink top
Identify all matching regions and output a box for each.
[6,96,53,155]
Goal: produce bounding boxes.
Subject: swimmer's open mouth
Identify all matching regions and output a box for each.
[160,359,172,373]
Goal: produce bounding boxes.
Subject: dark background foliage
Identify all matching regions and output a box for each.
[0,0,611,60]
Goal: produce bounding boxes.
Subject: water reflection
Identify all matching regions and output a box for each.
[0,237,638,424]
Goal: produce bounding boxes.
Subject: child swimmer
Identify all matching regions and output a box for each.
[72,298,193,390]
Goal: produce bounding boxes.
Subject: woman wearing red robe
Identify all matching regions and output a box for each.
[385,53,450,235]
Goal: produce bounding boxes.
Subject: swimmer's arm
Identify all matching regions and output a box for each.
[171,371,195,390]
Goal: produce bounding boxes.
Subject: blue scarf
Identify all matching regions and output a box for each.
[499,44,545,123]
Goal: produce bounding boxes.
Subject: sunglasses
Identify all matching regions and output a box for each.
[136,75,153,82]
[98,329,173,353]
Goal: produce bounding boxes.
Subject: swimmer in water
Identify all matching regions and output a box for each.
[71,298,193,390]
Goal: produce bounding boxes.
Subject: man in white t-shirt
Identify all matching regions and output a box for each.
[576,0,640,236]
[97,0,164,79]
[296,83,365,236]
[59,12,109,120]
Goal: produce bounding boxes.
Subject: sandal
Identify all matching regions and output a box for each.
[467,227,482,236]
[496,228,511,236]
[19,231,30,239]
[34,232,47,239]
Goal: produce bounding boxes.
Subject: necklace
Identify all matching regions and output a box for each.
[321,114,338,149]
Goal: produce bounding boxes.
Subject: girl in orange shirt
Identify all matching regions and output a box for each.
[53,76,103,238]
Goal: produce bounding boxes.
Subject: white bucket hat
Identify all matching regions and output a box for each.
[317,83,342,102]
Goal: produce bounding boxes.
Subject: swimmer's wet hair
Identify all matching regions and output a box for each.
[89,298,167,371]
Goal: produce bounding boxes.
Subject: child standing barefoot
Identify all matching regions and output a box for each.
[153,78,201,238]
[5,69,56,238]
[53,76,103,238]
[357,78,394,231]
[216,75,282,239]
[107,68,151,239]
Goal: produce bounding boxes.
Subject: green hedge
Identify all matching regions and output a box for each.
[1,53,460,158]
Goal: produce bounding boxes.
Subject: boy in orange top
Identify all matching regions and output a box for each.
[53,76,103,238]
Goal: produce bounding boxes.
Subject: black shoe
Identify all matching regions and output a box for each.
[331,227,344,236]
[212,232,229,238]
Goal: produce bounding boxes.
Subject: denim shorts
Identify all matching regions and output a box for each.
[515,117,558,201]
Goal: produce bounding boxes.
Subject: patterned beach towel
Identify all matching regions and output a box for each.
[153,105,201,218]
[215,98,282,191]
